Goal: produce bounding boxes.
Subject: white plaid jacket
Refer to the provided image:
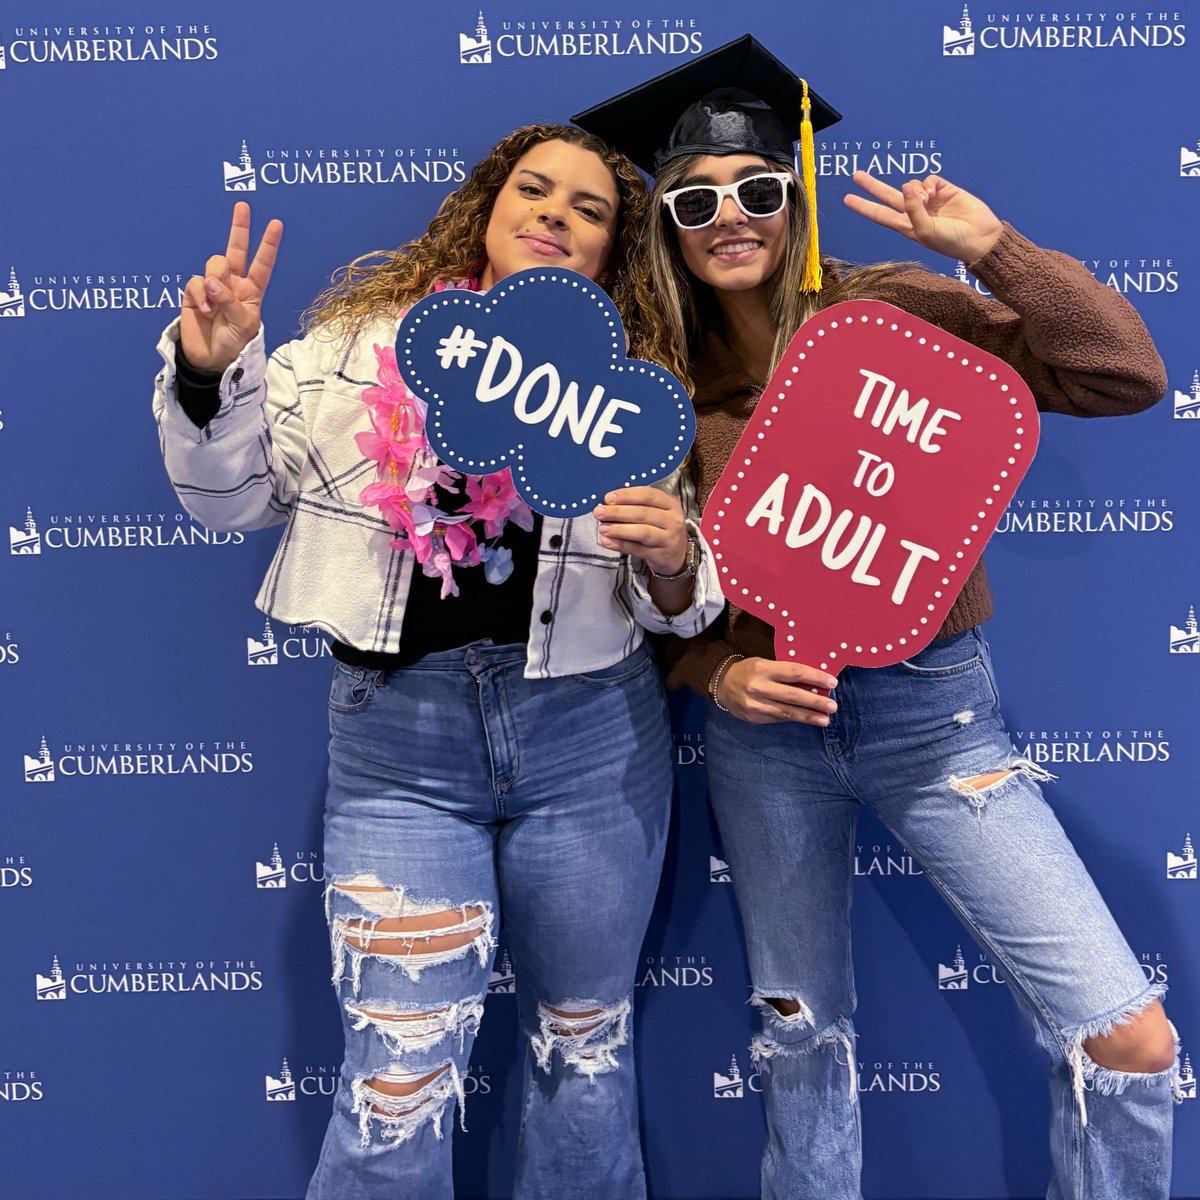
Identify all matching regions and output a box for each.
[153,318,723,678]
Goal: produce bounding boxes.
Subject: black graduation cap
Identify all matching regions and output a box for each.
[572,35,840,291]
[571,34,841,175]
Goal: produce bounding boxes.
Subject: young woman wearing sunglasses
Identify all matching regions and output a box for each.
[578,37,1178,1200]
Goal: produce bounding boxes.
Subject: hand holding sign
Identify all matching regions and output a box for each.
[702,299,1039,674]
[397,269,694,517]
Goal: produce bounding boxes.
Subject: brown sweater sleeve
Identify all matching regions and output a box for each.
[877,224,1168,417]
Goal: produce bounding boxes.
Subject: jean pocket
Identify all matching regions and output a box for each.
[570,648,654,689]
[328,664,381,715]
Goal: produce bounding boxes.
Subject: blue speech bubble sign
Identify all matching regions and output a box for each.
[396,269,695,516]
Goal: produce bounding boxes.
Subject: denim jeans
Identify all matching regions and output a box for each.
[705,628,1177,1200]
[305,641,672,1200]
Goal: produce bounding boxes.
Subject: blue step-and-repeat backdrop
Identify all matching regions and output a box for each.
[1,2,1197,1197]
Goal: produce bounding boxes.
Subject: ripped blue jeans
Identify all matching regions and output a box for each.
[306,641,672,1200]
[705,628,1177,1200]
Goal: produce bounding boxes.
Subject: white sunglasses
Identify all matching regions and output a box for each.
[661,172,793,230]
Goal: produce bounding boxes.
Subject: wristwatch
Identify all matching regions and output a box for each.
[649,535,701,582]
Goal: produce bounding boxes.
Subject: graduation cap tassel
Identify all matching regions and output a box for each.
[799,80,822,293]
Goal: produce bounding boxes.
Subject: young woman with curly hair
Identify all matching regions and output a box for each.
[152,123,722,1200]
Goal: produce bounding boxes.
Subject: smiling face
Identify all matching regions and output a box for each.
[479,139,620,290]
[672,153,791,297]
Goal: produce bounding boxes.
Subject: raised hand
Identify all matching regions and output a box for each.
[594,486,689,576]
[180,202,284,373]
[843,171,1003,266]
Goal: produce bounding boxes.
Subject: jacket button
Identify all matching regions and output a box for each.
[230,367,244,383]
[549,534,563,549]
[539,610,553,625]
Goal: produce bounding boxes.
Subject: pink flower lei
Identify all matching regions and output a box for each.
[356,280,533,599]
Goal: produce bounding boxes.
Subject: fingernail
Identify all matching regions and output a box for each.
[824,676,838,689]
[816,715,830,727]
[200,302,211,315]
[204,279,219,296]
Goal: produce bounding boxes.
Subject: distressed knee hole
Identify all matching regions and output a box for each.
[326,874,495,991]
[947,758,1056,811]
[346,998,485,1055]
[1064,989,1176,1125]
[531,998,631,1081]
[351,1062,465,1148]
[751,992,815,1027]
[750,1015,858,1101]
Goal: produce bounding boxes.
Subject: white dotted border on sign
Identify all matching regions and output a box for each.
[704,306,1027,671]
[399,273,692,513]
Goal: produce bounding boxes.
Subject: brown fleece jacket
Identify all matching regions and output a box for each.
[666,224,1167,697]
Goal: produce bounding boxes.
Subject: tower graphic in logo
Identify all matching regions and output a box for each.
[36,956,67,1001]
[9,508,40,554]
[460,12,492,63]
[713,1054,744,1099]
[265,1058,296,1101]
[488,948,516,994]
[1175,371,1200,418]
[1182,142,1200,178]
[223,140,257,191]
[1179,1049,1197,1100]
[943,4,975,55]
[709,855,731,884]
[23,737,54,784]
[938,945,969,990]
[0,43,7,70]
[256,844,287,889]
[1169,607,1200,653]
[0,267,24,318]
[1167,834,1197,880]
[247,619,278,666]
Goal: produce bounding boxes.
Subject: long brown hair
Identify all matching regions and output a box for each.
[633,154,908,393]
[301,123,675,367]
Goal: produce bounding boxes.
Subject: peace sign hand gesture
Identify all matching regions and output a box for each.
[180,201,284,373]
[843,171,1003,266]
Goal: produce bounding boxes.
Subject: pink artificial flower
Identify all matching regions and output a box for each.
[462,471,533,538]
[355,408,424,475]
[422,548,459,599]
[444,521,481,568]
[372,344,402,388]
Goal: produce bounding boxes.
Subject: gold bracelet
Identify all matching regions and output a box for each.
[708,654,744,714]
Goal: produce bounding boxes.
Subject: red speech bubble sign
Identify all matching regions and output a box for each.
[702,299,1039,672]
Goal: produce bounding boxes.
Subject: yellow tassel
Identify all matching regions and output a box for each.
[799,80,822,293]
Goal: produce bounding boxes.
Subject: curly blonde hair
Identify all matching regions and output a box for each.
[301,123,677,368]
[633,155,910,393]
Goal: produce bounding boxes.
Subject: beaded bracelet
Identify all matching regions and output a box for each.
[708,653,745,715]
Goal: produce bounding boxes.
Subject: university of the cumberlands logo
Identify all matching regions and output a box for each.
[0,268,185,314]
[1175,371,1200,418]
[1180,1047,1197,1100]
[35,956,66,1001]
[1012,728,1170,765]
[1140,952,1170,986]
[816,137,942,180]
[714,1054,746,1099]
[488,948,517,994]
[0,24,218,68]
[265,1058,342,1101]
[996,497,1174,535]
[223,139,465,189]
[0,267,24,317]
[953,260,991,298]
[1170,606,1199,653]
[943,5,975,53]
[23,736,254,781]
[246,619,332,666]
[675,731,704,766]
[709,855,731,884]
[255,845,323,888]
[1183,141,1200,177]
[0,1071,43,1102]
[35,956,262,998]
[1,855,33,889]
[638,954,713,987]
[1167,833,1196,880]
[23,737,53,783]
[938,945,1007,990]
[942,4,1185,52]
[10,507,245,552]
[854,842,924,877]
[459,10,702,63]
[1081,256,1179,295]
